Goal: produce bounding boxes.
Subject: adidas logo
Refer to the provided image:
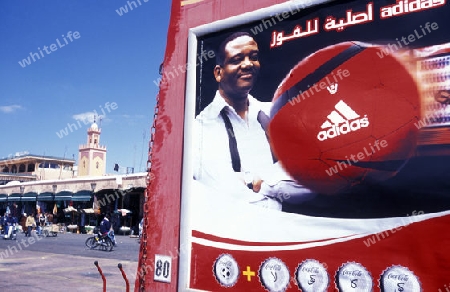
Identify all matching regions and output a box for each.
[317,100,369,141]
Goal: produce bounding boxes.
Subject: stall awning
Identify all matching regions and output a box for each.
[7,192,22,202]
[37,192,54,201]
[0,193,7,202]
[54,190,73,201]
[21,192,38,202]
[72,190,92,201]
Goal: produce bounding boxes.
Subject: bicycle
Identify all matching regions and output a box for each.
[85,231,114,251]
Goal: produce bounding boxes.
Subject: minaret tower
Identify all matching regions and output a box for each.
[78,118,107,176]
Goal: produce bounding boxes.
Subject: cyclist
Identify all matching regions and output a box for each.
[99,213,111,243]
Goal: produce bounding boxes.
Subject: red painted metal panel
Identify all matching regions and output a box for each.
[136,1,284,290]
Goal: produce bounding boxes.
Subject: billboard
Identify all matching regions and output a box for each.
[179,0,450,291]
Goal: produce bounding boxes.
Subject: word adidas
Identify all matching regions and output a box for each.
[380,0,446,19]
[317,100,369,141]
[317,116,369,140]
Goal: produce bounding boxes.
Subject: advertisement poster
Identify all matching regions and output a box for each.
[181,0,450,290]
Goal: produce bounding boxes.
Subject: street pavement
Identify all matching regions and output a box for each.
[0,229,141,291]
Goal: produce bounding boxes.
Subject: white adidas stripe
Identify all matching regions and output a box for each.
[335,100,360,120]
[328,110,346,125]
[321,100,360,129]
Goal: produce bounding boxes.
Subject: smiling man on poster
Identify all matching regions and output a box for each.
[193,32,315,210]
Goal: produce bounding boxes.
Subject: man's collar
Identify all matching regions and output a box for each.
[203,91,259,120]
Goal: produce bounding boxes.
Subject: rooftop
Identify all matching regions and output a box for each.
[0,154,75,164]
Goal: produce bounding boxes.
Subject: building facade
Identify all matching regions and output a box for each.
[0,154,75,183]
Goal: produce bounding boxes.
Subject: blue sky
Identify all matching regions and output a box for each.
[0,0,171,174]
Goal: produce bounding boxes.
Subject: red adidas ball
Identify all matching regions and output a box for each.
[269,41,420,195]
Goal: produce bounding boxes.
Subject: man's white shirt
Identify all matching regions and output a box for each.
[193,91,291,207]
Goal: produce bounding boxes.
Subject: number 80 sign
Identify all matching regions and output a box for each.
[154,254,172,283]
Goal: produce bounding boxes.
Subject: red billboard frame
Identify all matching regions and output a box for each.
[138,0,450,291]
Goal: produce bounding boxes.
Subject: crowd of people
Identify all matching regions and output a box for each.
[1,211,55,239]
[1,210,141,241]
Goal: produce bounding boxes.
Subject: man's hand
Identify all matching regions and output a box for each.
[251,175,263,193]
[236,172,263,192]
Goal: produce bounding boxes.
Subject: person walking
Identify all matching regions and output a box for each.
[25,213,36,237]
[20,213,27,234]
[1,213,7,235]
[4,213,14,239]
[46,212,53,226]
[36,213,45,236]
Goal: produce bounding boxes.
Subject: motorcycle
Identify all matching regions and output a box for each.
[108,230,116,246]
[85,230,116,251]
